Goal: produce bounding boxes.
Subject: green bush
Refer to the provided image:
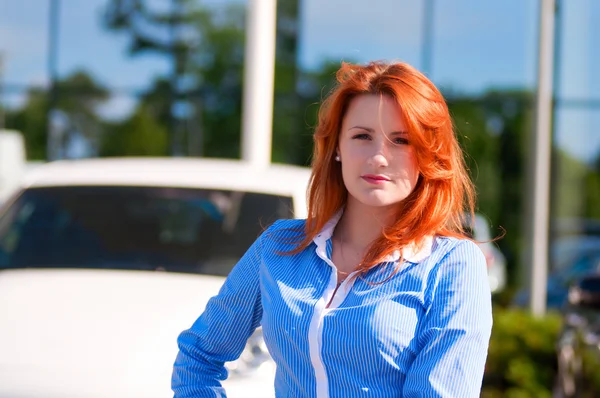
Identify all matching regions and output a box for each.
[481,307,562,397]
[577,334,600,397]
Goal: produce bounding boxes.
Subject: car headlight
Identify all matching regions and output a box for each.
[226,328,273,378]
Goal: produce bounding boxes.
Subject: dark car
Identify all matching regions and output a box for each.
[513,237,600,309]
[555,273,600,397]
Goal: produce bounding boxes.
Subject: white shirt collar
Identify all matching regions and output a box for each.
[311,209,433,263]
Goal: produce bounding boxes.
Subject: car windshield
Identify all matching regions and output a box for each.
[551,236,600,272]
[0,186,293,276]
[555,252,600,285]
[580,276,600,294]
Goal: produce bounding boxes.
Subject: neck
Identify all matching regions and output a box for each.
[334,197,397,251]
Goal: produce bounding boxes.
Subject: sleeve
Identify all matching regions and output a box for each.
[171,225,268,398]
[403,240,493,398]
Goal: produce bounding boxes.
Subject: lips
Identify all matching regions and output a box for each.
[361,174,391,184]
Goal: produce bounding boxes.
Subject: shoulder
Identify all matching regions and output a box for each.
[264,218,306,237]
[430,236,486,267]
[267,218,306,230]
[424,237,489,296]
[260,218,308,252]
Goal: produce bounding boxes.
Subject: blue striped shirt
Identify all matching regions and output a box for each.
[172,215,493,397]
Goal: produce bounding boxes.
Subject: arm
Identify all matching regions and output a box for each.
[171,228,266,398]
[403,240,493,398]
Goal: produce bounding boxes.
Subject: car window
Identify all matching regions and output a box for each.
[579,277,600,294]
[557,253,600,285]
[0,186,294,276]
[551,237,600,271]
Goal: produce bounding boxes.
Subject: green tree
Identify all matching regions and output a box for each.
[5,88,48,160]
[583,151,600,220]
[185,3,246,158]
[552,148,600,221]
[100,105,168,156]
[583,169,600,219]
[103,0,246,158]
[446,90,534,288]
[5,70,108,160]
[103,0,312,163]
[486,90,533,286]
[292,60,354,166]
[271,0,304,164]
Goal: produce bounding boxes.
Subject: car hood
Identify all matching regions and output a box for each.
[0,268,274,398]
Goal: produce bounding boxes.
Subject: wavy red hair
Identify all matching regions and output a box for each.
[290,60,476,273]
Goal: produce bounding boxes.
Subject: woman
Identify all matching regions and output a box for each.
[172,61,493,397]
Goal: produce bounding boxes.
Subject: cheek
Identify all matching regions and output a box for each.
[393,151,419,181]
[340,141,364,158]
[339,144,364,171]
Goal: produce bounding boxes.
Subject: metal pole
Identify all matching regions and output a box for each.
[0,52,5,130]
[241,0,277,168]
[421,0,434,76]
[47,0,60,161]
[548,0,563,266]
[528,0,556,317]
[169,0,181,157]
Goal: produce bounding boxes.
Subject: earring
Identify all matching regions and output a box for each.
[335,155,341,162]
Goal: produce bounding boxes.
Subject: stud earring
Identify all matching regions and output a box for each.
[335,155,341,162]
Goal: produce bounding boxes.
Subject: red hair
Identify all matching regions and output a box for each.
[290,61,476,273]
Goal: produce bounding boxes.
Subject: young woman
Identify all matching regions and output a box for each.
[172,61,493,397]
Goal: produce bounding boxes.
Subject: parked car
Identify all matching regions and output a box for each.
[513,236,600,309]
[0,157,512,397]
[555,272,600,397]
[0,157,311,398]
[552,218,600,239]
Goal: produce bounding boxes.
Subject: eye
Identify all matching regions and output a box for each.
[393,137,409,145]
[351,133,371,140]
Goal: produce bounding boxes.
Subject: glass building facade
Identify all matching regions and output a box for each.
[0,0,598,289]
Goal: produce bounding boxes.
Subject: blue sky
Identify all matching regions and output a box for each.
[0,0,599,162]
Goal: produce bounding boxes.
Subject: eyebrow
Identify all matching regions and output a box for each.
[348,125,408,135]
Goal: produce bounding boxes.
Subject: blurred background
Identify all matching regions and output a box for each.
[0,0,599,396]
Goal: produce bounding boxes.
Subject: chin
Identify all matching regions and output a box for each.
[355,192,405,208]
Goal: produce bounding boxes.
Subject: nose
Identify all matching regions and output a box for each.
[368,137,390,168]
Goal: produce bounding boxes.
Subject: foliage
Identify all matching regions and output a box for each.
[449,90,534,288]
[99,105,168,156]
[5,70,108,160]
[5,88,48,160]
[291,60,354,166]
[553,149,600,221]
[583,170,600,219]
[482,307,562,397]
[186,3,246,158]
[580,344,600,397]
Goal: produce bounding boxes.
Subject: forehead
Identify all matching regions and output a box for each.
[342,94,406,126]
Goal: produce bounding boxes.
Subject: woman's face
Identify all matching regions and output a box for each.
[337,94,419,210]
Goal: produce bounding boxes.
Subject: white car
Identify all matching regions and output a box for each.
[0,158,507,397]
[0,157,311,398]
